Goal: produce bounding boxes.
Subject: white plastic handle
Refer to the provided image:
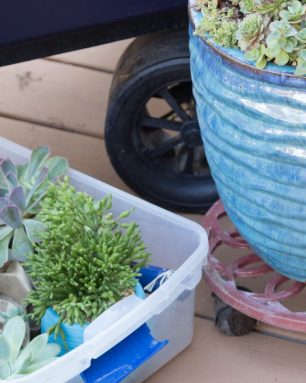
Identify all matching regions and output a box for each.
[84,295,144,342]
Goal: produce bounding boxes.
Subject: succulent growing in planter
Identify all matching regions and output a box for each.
[0,146,68,268]
[189,0,306,281]
[26,178,150,350]
[194,0,306,75]
[0,316,60,380]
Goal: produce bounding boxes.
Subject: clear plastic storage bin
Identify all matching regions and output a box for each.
[0,137,208,383]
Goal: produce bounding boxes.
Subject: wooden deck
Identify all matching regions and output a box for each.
[1,40,306,383]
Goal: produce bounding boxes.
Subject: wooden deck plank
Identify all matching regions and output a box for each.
[51,39,133,72]
[0,117,128,191]
[147,317,306,383]
[0,117,202,220]
[0,59,112,138]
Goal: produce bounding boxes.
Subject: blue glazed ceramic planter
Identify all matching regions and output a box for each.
[189,3,306,281]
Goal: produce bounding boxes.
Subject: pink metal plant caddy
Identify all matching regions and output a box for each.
[202,200,306,333]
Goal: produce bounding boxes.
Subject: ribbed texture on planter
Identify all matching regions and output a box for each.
[189,8,306,281]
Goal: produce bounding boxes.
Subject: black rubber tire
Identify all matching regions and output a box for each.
[105,30,217,213]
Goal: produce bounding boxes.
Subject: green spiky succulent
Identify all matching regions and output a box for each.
[0,147,68,268]
[25,178,150,327]
[0,316,60,379]
[194,0,306,75]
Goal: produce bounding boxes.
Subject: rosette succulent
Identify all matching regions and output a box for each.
[279,0,306,23]
[0,316,60,380]
[236,14,266,50]
[265,20,298,64]
[0,147,68,268]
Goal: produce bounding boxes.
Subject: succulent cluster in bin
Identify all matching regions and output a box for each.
[26,178,150,328]
[194,0,306,75]
[0,147,68,268]
[0,316,60,380]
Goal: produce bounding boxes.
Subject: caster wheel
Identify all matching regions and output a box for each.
[212,291,257,336]
[105,30,218,213]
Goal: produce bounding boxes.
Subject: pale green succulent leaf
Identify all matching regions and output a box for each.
[0,335,11,362]
[6,172,18,188]
[3,317,26,363]
[278,36,288,47]
[0,360,11,379]
[245,48,261,60]
[11,226,33,262]
[10,187,26,212]
[0,197,9,211]
[300,49,306,60]
[36,343,61,361]
[19,357,58,374]
[289,1,303,13]
[25,146,50,182]
[16,164,27,184]
[283,39,295,52]
[0,171,8,189]
[24,219,46,243]
[275,50,290,65]
[46,157,69,181]
[0,232,12,267]
[295,65,306,75]
[296,28,306,42]
[12,354,31,376]
[11,226,33,261]
[19,334,48,363]
[25,167,48,206]
[0,205,23,229]
[0,226,13,242]
[256,55,268,69]
[0,188,8,197]
[0,159,17,178]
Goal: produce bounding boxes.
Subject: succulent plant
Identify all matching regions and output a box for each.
[245,43,269,67]
[265,20,298,64]
[0,147,68,268]
[296,48,306,74]
[26,178,150,327]
[0,316,60,379]
[236,14,267,50]
[255,0,288,17]
[239,0,257,13]
[0,307,26,324]
[195,0,306,75]
[279,0,306,23]
[195,3,239,47]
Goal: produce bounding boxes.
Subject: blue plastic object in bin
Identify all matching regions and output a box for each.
[81,324,168,383]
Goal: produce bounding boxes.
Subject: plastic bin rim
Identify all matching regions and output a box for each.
[0,137,208,383]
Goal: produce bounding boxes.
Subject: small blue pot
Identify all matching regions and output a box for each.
[41,282,145,354]
[189,3,306,281]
